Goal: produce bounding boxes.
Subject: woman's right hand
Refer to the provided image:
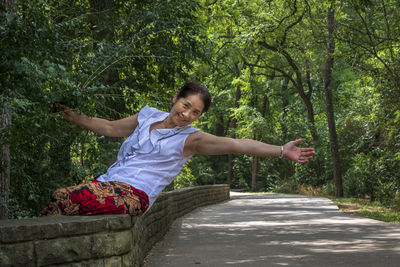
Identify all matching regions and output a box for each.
[51,103,77,122]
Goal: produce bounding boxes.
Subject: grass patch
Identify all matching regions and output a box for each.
[256,184,400,224]
[331,198,400,224]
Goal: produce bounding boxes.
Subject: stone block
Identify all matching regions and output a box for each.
[121,249,136,267]
[53,258,105,267]
[91,230,132,258]
[0,242,34,266]
[103,215,132,230]
[35,235,92,266]
[103,256,122,267]
[0,216,112,243]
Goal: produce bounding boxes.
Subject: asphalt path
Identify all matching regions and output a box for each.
[144,192,400,267]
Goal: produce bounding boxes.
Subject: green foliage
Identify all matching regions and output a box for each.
[1,0,206,218]
[196,0,399,206]
[173,161,197,190]
[2,0,400,218]
[189,154,228,185]
[343,149,399,205]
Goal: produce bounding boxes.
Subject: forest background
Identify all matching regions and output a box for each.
[1,0,399,219]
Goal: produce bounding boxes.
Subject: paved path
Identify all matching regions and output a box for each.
[144,192,400,267]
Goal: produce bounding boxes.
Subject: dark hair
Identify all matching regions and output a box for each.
[176,81,212,113]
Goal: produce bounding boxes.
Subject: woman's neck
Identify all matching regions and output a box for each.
[161,115,176,128]
[150,116,176,131]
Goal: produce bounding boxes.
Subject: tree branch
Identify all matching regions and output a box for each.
[280,1,308,46]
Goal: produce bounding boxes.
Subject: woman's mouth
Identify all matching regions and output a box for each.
[177,113,187,123]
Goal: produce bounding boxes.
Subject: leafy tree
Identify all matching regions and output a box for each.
[323,2,343,197]
[0,0,206,218]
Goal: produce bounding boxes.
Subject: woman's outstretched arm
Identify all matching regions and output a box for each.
[184,131,315,163]
[53,103,138,137]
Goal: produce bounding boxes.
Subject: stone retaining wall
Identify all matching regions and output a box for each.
[0,184,230,266]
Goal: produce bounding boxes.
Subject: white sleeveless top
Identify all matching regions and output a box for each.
[97,105,199,207]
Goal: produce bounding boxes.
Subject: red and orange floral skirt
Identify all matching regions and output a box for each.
[39,180,149,217]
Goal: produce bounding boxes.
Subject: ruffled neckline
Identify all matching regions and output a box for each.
[135,108,193,154]
[117,105,198,160]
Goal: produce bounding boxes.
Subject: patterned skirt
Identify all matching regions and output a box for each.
[39,180,149,217]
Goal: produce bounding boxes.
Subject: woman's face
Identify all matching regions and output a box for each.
[170,94,204,127]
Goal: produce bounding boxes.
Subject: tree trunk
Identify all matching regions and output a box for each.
[250,128,258,191]
[227,85,241,185]
[227,154,234,186]
[251,156,258,192]
[216,115,224,137]
[280,76,290,141]
[0,100,11,219]
[251,93,270,191]
[324,5,343,197]
[1,0,17,219]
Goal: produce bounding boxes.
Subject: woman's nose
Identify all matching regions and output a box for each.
[182,110,190,118]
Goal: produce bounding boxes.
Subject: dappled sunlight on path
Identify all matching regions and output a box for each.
[145,192,400,267]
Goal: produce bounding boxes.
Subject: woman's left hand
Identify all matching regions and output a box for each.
[283,139,315,163]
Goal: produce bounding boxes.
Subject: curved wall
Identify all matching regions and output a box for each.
[0,184,230,266]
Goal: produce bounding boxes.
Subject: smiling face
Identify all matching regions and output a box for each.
[169,93,205,127]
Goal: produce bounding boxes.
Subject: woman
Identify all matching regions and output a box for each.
[39,82,315,217]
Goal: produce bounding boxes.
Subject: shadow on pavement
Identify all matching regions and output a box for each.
[145,192,400,267]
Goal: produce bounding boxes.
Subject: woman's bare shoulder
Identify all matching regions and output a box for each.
[183,131,207,157]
